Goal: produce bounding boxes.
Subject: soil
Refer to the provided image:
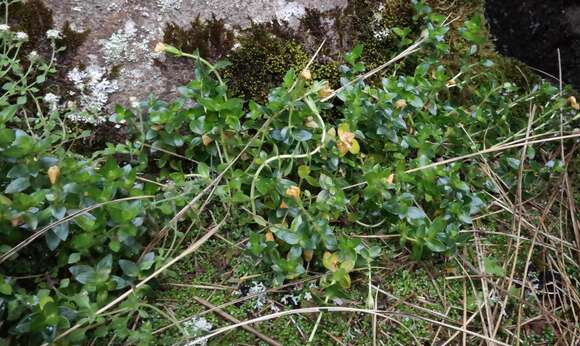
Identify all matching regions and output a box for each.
[485,0,580,88]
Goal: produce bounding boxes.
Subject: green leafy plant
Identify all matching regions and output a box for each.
[0,0,576,344]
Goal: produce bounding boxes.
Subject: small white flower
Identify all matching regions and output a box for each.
[0,24,10,32]
[303,292,313,301]
[129,96,139,109]
[46,29,62,40]
[28,50,40,62]
[15,32,29,41]
[43,93,60,112]
[43,93,60,104]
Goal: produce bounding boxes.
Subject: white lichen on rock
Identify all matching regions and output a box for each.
[275,0,306,22]
[157,0,182,12]
[100,20,140,64]
[67,65,118,123]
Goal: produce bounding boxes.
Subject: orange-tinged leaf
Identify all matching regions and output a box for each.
[265,231,275,242]
[319,83,334,99]
[279,201,288,209]
[285,186,301,199]
[322,251,339,272]
[202,134,213,146]
[303,250,314,262]
[568,96,580,110]
[395,99,407,109]
[336,124,357,156]
[48,166,60,185]
[337,141,349,156]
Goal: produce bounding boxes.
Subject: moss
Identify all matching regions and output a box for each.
[224,25,309,100]
[301,8,325,38]
[58,21,90,60]
[312,61,341,89]
[9,0,54,51]
[163,16,235,60]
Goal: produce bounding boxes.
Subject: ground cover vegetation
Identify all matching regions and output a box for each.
[0,0,578,345]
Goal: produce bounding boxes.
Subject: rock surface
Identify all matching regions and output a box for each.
[45,0,347,109]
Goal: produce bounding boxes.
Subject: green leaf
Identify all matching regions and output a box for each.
[69,265,95,284]
[484,257,505,277]
[272,227,300,245]
[425,238,447,252]
[0,105,18,123]
[294,130,312,142]
[345,44,364,65]
[0,281,13,295]
[406,207,426,220]
[45,231,61,251]
[5,177,30,194]
[139,252,155,271]
[96,255,113,277]
[322,252,338,272]
[119,260,139,277]
[197,162,210,178]
[297,165,311,179]
[318,174,334,190]
[68,253,81,264]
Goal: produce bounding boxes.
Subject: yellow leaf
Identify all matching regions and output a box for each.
[336,124,358,156]
[304,116,319,128]
[349,138,360,154]
[285,186,301,199]
[48,166,60,185]
[337,141,349,156]
[202,134,213,146]
[300,69,312,81]
[303,250,314,262]
[568,96,580,110]
[319,83,334,99]
[340,259,355,272]
[386,174,395,184]
[395,99,407,109]
[322,251,339,272]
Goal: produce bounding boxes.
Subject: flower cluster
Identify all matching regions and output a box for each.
[46,29,62,40]
[43,93,60,112]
